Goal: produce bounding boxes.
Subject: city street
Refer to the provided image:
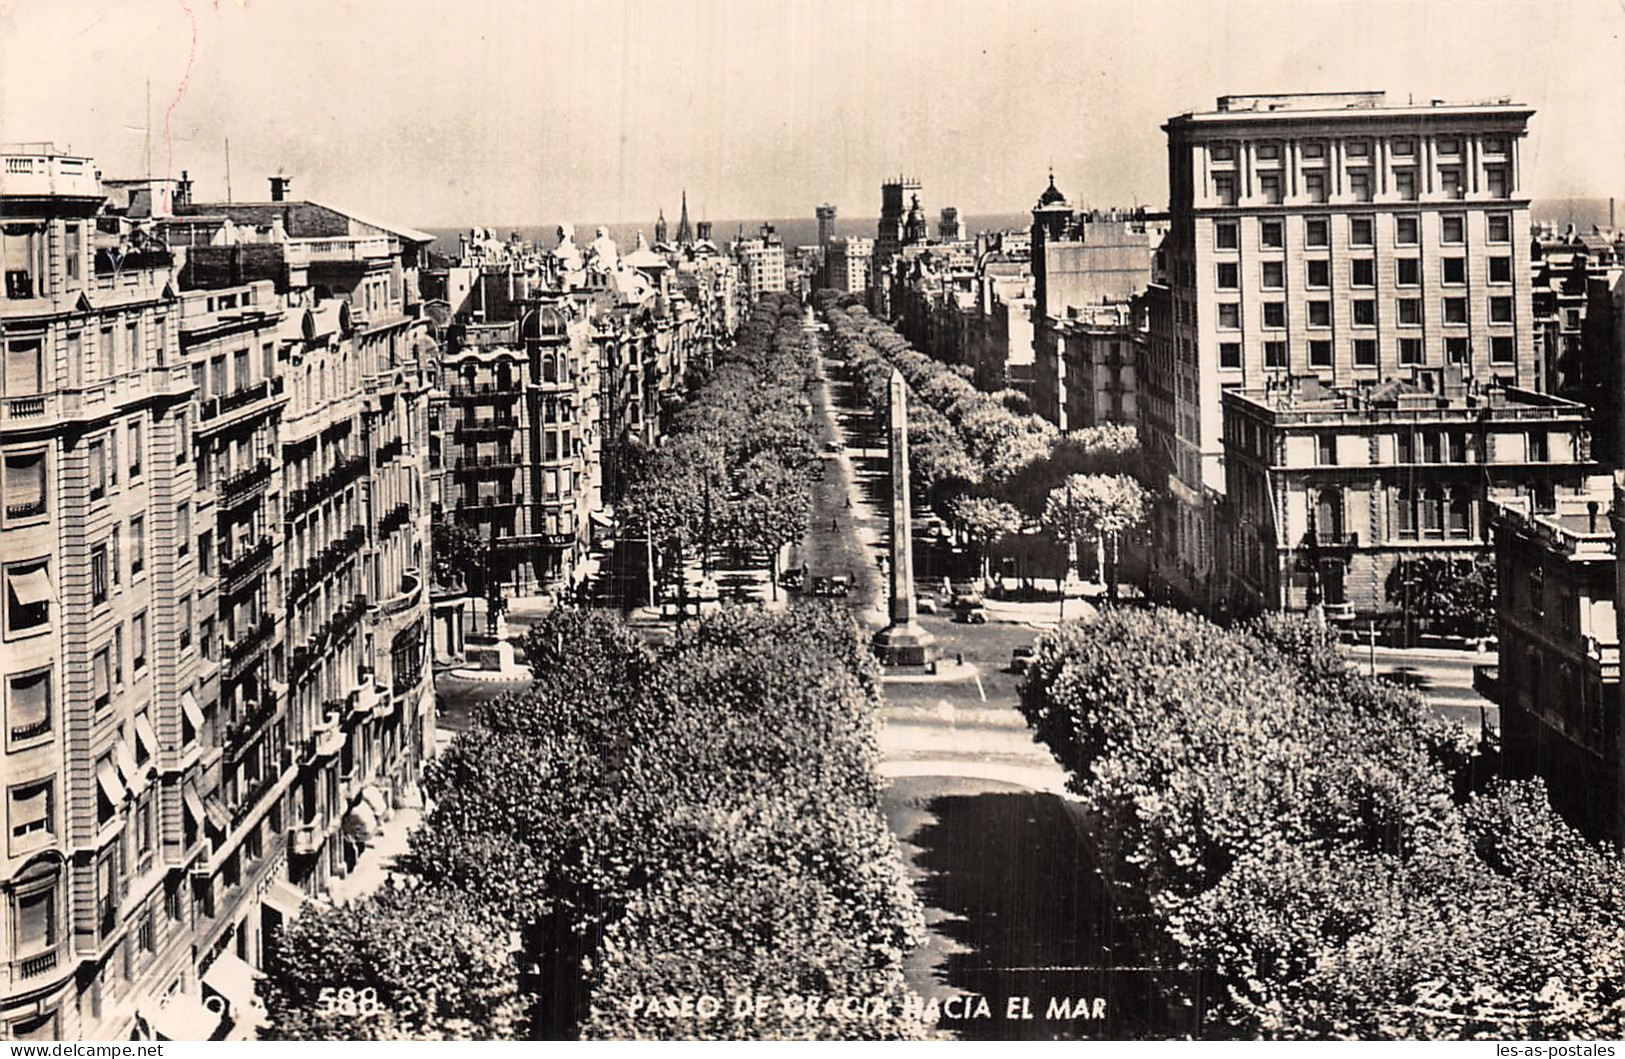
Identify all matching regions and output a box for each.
[804,336,1187,1038]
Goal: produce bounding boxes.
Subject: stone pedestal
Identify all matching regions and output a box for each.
[872,620,938,666]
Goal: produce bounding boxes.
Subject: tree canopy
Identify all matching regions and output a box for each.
[1018,607,1625,1039]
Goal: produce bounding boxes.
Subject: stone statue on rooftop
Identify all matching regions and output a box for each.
[552,223,582,271]
[587,225,620,273]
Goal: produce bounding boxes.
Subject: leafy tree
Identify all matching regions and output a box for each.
[261,883,525,1040]
[1385,555,1497,641]
[1017,607,1625,1040]
[431,516,486,593]
[1069,473,1149,598]
[949,494,1023,584]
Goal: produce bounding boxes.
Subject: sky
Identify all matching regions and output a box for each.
[1,0,1621,229]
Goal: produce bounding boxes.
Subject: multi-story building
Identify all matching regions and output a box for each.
[815,204,837,250]
[733,224,786,308]
[825,237,873,295]
[1488,479,1620,842]
[0,149,437,1042]
[1531,226,1625,466]
[873,176,922,279]
[938,207,965,243]
[1222,369,1602,624]
[1035,301,1145,433]
[427,225,701,603]
[1151,91,1539,610]
[1025,175,1161,432]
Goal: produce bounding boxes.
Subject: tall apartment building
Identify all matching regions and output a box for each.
[0,148,436,1042]
[825,237,873,294]
[1150,91,1540,610]
[733,224,786,307]
[425,226,701,604]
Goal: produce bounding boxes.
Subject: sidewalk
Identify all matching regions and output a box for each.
[323,804,423,907]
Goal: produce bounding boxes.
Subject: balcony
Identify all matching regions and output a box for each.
[377,570,422,618]
[16,948,59,980]
[4,395,47,422]
[348,681,385,718]
[221,536,274,596]
[6,496,45,520]
[285,236,394,265]
[223,697,278,759]
[10,716,49,742]
[454,418,519,441]
[231,773,279,829]
[223,613,277,678]
[219,459,272,508]
[453,454,520,473]
[294,525,367,598]
[378,501,413,537]
[289,823,325,857]
[292,453,369,512]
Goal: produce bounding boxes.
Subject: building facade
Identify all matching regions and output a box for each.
[1221,371,1601,624]
[1489,481,1620,843]
[1,148,436,1042]
[1151,91,1538,610]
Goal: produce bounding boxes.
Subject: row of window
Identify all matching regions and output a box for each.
[1211,165,1511,205]
[2,315,169,397]
[1304,430,1548,466]
[1218,334,1520,369]
[1217,255,1515,290]
[1210,134,1510,165]
[1217,296,1517,331]
[1214,213,1509,250]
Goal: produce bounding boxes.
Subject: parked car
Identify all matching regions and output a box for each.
[823,440,841,454]
[781,569,805,591]
[954,605,989,625]
[949,591,984,611]
[916,594,939,615]
[1009,645,1036,673]
[808,574,851,598]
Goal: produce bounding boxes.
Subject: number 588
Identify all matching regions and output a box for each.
[315,985,383,1016]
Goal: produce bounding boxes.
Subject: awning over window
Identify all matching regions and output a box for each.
[180,690,204,732]
[261,880,308,922]
[359,785,389,818]
[202,793,231,832]
[114,739,146,797]
[133,712,159,761]
[182,781,206,827]
[9,566,52,607]
[202,951,263,1022]
[96,757,126,805]
[145,992,222,1042]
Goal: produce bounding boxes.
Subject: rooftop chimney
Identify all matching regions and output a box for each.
[269,175,292,202]
[175,170,193,209]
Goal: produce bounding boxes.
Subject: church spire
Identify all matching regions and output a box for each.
[655,207,669,246]
[675,189,694,246]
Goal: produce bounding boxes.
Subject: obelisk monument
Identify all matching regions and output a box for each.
[872,369,938,666]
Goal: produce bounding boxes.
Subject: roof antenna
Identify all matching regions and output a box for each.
[225,137,233,203]
[144,79,153,181]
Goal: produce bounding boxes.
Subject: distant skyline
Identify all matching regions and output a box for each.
[2,0,1622,229]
